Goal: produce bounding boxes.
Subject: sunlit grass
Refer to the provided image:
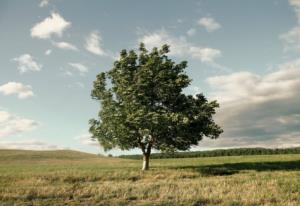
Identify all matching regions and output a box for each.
[0,150,299,205]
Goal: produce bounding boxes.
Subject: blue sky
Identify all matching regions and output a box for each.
[0,0,300,155]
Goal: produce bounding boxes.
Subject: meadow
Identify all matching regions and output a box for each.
[0,150,299,206]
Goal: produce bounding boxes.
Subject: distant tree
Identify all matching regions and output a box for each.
[89,43,222,170]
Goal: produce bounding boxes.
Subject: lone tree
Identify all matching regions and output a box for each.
[89,44,222,170]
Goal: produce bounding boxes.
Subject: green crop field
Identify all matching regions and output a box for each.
[0,150,299,206]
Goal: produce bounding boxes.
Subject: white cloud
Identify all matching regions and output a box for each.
[199,132,300,149]
[0,82,34,99]
[189,47,222,63]
[0,139,61,150]
[68,63,88,75]
[186,28,196,36]
[63,70,73,76]
[198,17,221,32]
[277,114,300,125]
[45,49,52,55]
[138,29,224,69]
[75,133,99,147]
[52,41,78,51]
[279,0,300,51]
[39,0,49,7]
[84,31,106,56]
[75,82,85,88]
[208,59,300,103]
[177,19,184,24]
[280,27,300,51]
[290,0,300,23]
[0,110,39,138]
[204,58,300,148]
[12,54,42,73]
[67,82,85,89]
[138,31,168,51]
[0,111,10,123]
[31,12,71,39]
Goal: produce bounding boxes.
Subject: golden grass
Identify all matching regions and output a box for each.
[0,150,299,206]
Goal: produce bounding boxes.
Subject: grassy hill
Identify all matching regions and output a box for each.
[0,149,299,206]
[0,149,97,161]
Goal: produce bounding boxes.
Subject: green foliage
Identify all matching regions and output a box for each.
[90,43,222,155]
[119,147,300,159]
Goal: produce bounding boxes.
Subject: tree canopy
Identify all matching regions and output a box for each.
[89,43,223,170]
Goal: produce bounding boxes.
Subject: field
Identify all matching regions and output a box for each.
[0,150,299,206]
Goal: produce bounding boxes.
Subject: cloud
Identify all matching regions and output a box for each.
[189,47,222,63]
[0,139,61,150]
[138,29,225,69]
[68,63,89,75]
[0,82,34,99]
[0,110,39,138]
[39,0,50,7]
[45,49,52,55]
[279,0,300,51]
[31,12,71,39]
[63,70,73,76]
[75,133,99,147]
[12,54,42,73]
[67,82,85,89]
[84,31,106,56]
[204,58,300,148]
[280,27,300,51]
[198,17,221,32]
[52,41,78,51]
[290,0,300,23]
[75,82,85,88]
[199,132,300,149]
[186,28,196,36]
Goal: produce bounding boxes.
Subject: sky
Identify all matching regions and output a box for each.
[0,0,300,155]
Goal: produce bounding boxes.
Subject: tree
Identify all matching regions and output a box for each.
[89,43,223,170]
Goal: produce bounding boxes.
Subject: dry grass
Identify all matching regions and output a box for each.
[0,150,299,205]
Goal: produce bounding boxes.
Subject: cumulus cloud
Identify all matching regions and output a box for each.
[75,133,99,147]
[204,58,300,148]
[45,49,52,55]
[0,82,34,99]
[280,26,300,51]
[84,31,106,56]
[75,82,85,88]
[39,0,50,7]
[68,63,89,75]
[0,139,61,150]
[67,82,85,89]
[199,132,300,149]
[186,28,196,36]
[31,12,71,39]
[138,29,225,69]
[290,0,300,22]
[12,54,42,73]
[198,17,221,32]
[280,0,300,51]
[52,41,78,51]
[189,47,222,63]
[0,110,39,138]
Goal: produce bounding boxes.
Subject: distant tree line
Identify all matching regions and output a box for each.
[118,147,300,159]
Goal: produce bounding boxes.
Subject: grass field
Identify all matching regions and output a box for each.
[0,150,299,206]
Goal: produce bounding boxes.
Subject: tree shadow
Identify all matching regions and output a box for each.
[170,160,300,176]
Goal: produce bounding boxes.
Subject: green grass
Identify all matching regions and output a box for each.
[0,150,299,206]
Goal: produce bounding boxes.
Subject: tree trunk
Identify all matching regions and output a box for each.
[142,153,150,170]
